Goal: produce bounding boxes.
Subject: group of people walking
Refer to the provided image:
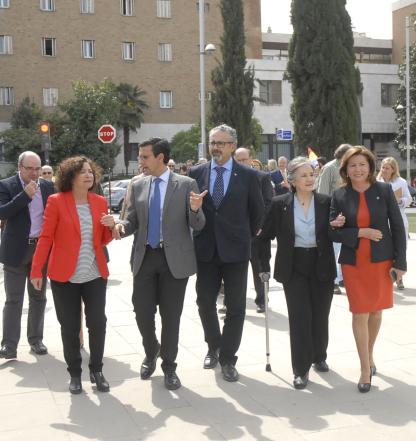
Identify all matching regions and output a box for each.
[0,126,408,397]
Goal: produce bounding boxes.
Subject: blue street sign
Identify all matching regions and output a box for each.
[276,129,293,141]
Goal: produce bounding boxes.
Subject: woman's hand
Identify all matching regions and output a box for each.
[391,267,406,281]
[31,278,43,291]
[330,212,345,228]
[112,223,124,240]
[101,213,116,230]
[359,228,383,241]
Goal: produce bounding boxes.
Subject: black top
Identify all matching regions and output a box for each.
[329,181,407,271]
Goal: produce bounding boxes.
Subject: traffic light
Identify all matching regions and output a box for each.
[39,121,51,152]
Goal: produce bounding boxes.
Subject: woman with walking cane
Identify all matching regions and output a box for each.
[258,157,340,390]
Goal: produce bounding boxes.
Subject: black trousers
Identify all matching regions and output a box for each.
[132,247,188,373]
[250,238,264,306]
[283,248,333,377]
[51,277,107,377]
[2,243,47,350]
[196,253,248,366]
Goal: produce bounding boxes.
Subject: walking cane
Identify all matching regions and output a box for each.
[260,272,272,372]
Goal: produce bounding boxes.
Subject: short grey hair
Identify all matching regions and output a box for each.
[334,143,352,160]
[287,156,314,191]
[18,151,41,166]
[209,124,237,144]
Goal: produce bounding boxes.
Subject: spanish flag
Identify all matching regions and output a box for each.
[308,147,318,160]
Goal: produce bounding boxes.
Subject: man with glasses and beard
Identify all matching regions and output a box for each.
[189,125,264,382]
[0,151,55,359]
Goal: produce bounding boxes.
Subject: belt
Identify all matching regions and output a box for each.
[146,243,164,250]
[28,237,39,245]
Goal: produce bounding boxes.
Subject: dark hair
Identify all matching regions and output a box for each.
[55,156,101,192]
[179,164,188,173]
[317,156,327,167]
[139,137,170,164]
[339,146,376,186]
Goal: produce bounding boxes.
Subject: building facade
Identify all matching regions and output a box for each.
[392,0,416,64]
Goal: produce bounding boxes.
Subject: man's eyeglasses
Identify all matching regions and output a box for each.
[209,141,233,148]
[21,165,41,172]
[42,171,52,175]
[168,164,175,168]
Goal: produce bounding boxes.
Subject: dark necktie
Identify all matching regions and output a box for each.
[212,166,225,208]
[147,178,162,248]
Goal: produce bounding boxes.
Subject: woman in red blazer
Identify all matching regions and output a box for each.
[31,156,115,394]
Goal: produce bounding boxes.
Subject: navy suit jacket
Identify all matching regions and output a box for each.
[189,160,264,263]
[0,174,55,266]
[269,170,289,195]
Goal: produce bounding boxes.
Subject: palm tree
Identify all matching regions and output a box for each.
[117,83,149,174]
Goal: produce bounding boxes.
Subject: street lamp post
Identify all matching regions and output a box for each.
[405,16,411,183]
[199,1,215,158]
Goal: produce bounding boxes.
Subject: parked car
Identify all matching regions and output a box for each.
[409,184,416,207]
[103,179,130,212]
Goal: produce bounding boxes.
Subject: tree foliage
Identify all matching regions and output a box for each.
[285,0,361,158]
[209,0,260,149]
[170,125,201,163]
[116,83,149,174]
[394,42,416,159]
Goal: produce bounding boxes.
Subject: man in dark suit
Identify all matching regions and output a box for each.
[114,138,206,390]
[234,147,273,313]
[0,151,55,359]
[189,125,264,382]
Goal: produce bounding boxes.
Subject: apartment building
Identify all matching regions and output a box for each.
[251,31,416,172]
[0,0,261,172]
[392,0,416,64]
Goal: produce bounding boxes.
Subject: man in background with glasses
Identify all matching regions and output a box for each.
[0,151,55,359]
[189,124,264,382]
[40,165,54,182]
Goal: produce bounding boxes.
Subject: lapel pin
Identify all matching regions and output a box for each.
[284,206,287,211]
[376,196,380,200]
[234,172,237,176]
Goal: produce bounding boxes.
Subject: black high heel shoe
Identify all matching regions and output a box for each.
[370,366,377,376]
[357,372,372,393]
[90,371,110,392]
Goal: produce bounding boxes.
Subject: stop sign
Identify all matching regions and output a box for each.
[98,124,116,143]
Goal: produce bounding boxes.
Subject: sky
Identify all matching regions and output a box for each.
[261,0,395,40]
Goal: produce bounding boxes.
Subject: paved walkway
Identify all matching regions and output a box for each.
[0,234,415,441]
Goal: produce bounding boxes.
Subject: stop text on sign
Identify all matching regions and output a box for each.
[98,124,117,144]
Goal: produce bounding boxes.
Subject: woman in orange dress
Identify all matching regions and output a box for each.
[330,147,407,393]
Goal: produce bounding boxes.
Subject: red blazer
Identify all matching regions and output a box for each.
[31,191,112,282]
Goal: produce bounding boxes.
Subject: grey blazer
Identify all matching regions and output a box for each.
[121,172,205,278]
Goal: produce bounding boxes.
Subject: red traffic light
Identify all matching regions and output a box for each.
[39,121,50,133]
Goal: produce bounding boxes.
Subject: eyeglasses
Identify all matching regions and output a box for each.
[168,164,175,168]
[42,171,52,175]
[21,165,42,172]
[209,141,233,148]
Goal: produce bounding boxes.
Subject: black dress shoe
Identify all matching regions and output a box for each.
[293,373,309,389]
[90,371,110,392]
[69,377,82,394]
[203,349,219,369]
[256,304,265,313]
[313,360,329,372]
[0,345,17,359]
[221,364,239,382]
[140,344,160,379]
[30,341,48,355]
[164,371,181,390]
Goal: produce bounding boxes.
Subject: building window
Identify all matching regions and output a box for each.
[196,2,210,12]
[160,91,172,108]
[121,0,134,16]
[381,84,399,107]
[81,40,95,58]
[40,0,55,11]
[157,0,171,18]
[0,87,14,106]
[0,0,10,8]
[42,38,56,57]
[122,42,135,60]
[158,43,172,61]
[259,80,282,105]
[43,88,58,107]
[80,0,94,13]
[0,35,12,54]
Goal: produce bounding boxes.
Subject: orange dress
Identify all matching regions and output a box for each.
[342,192,393,313]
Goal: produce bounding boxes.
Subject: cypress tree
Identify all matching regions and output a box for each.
[209,0,258,148]
[286,0,361,157]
